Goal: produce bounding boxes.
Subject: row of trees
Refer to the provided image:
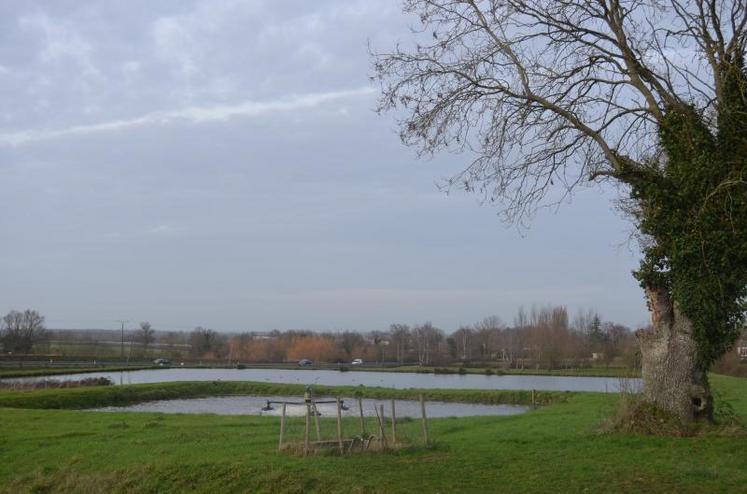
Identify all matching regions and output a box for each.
[128,324,225,359]
[0,313,228,361]
[224,306,637,369]
[0,307,637,368]
[5,308,741,374]
[451,308,636,369]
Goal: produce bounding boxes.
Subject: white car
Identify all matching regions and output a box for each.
[351,358,363,365]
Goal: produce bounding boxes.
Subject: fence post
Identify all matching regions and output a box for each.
[336,397,344,455]
[357,396,365,434]
[278,403,287,451]
[375,404,386,449]
[304,404,310,456]
[390,399,397,445]
[420,393,430,447]
[311,401,322,442]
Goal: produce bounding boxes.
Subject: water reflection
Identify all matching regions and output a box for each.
[11,367,640,392]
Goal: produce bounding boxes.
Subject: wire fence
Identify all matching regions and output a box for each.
[274,393,430,455]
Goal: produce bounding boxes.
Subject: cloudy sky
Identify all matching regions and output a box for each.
[0,0,649,332]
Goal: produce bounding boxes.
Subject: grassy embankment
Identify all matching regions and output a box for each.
[379,364,637,378]
[0,380,563,409]
[0,366,156,379]
[0,362,637,379]
[0,375,746,493]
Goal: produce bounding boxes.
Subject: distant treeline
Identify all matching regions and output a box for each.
[223,306,639,369]
[2,305,648,370]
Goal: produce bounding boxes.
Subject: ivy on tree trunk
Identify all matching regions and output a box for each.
[629,57,747,421]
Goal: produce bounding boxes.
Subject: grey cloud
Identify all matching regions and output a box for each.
[0,1,648,331]
[0,86,374,146]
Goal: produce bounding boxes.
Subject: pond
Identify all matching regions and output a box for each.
[95,395,530,418]
[9,368,639,392]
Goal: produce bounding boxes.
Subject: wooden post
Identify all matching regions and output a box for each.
[278,403,287,451]
[304,404,310,456]
[390,399,397,445]
[311,401,322,442]
[420,393,430,447]
[375,403,386,449]
[532,389,536,408]
[336,397,344,455]
[380,404,387,448]
[357,396,365,434]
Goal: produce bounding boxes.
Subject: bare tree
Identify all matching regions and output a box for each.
[572,309,598,336]
[473,315,505,359]
[413,322,444,365]
[602,321,634,366]
[572,308,604,356]
[453,325,474,360]
[190,326,225,359]
[508,306,531,367]
[136,321,156,355]
[338,331,365,359]
[0,309,47,353]
[389,323,411,363]
[446,335,459,359]
[513,306,528,330]
[374,0,747,421]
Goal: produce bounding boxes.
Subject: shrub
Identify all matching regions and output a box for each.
[601,389,694,437]
[712,391,743,427]
[0,377,113,391]
[433,368,456,375]
[712,351,747,377]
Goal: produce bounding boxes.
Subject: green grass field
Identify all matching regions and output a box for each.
[0,375,745,493]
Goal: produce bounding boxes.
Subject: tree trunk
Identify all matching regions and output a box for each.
[636,286,713,422]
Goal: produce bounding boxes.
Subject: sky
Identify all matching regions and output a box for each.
[0,0,650,332]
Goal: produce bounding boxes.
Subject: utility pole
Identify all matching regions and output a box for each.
[116,320,129,362]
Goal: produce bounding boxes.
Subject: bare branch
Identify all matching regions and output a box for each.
[372,0,744,222]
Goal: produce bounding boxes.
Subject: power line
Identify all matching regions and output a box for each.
[114,320,129,360]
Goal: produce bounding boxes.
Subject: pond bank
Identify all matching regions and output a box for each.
[0,362,639,379]
[0,380,571,410]
[6,367,639,393]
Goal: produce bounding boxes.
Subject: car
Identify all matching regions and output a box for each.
[351,358,363,365]
[153,358,171,366]
[298,359,313,366]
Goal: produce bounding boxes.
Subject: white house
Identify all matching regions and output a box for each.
[737,329,747,360]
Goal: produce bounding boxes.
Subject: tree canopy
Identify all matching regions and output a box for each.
[0,309,47,353]
[373,0,747,373]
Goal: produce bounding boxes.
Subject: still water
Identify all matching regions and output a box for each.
[96,395,530,418]
[12,368,639,392]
